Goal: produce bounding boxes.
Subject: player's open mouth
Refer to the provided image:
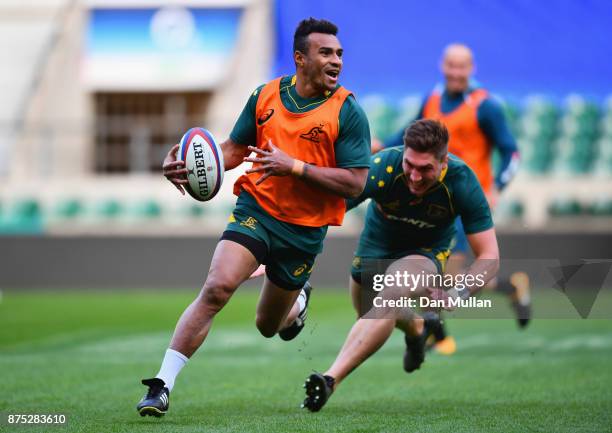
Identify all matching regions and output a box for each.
[325,70,339,80]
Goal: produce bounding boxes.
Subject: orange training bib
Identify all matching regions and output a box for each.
[423,88,493,193]
[234,77,352,227]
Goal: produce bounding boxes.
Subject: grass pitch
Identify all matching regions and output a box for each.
[1,289,611,433]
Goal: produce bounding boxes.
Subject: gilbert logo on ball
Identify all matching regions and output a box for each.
[178,127,224,201]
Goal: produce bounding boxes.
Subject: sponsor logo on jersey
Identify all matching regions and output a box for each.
[377,203,436,228]
[299,124,325,143]
[382,212,436,228]
[257,109,275,126]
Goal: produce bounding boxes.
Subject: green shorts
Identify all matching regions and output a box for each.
[222,192,323,291]
[350,247,450,284]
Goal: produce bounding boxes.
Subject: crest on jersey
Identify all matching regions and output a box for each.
[239,216,258,230]
[382,200,401,212]
[300,124,325,143]
[427,204,448,219]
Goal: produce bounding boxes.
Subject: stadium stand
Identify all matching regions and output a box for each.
[0,0,67,177]
[0,1,609,236]
[1,90,610,234]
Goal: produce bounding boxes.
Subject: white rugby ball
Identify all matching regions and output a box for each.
[178,127,224,202]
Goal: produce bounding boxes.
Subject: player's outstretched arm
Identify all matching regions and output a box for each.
[428,228,499,308]
[244,140,367,198]
[298,164,367,198]
[464,227,500,293]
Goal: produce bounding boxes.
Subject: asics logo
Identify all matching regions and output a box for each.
[257,109,274,126]
[293,264,308,276]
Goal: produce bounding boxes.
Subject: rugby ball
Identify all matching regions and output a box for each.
[178,127,224,202]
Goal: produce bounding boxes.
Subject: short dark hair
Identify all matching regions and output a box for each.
[293,18,338,54]
[403,119,449,160]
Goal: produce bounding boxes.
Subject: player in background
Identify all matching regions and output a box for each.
[136,18,371,417]
[301,119,500,412]
[381,43,529,355]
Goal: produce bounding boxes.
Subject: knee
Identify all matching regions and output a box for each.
[395,314,423,335]
[255,314,277,338]
[199,275,236,313]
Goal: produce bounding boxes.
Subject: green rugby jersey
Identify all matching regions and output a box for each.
[230,75,371,168]
[228,75,371,253]
[349,147,493,255]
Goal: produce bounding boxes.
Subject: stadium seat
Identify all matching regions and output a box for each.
[518,96,561,174]
[560,116,597,142]
[0,198,44,234]
[522,96,559,140]
[185,203,205,217]
[495,198,524,219]
[561,98,600,143]
[518,137,551,174]
[54,198,83,219]
[588,197,612,216]
[600,113,612,139]
[565,94,600,123]
[592,138,612,176]
[95,199,123,218]
[552,137,595,175]
[12,199,42,220]
[133,200,162,219]
[548,197,582,217]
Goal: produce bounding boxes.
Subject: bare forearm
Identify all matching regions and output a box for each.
[464,253,499,295]
[463,228,500,295]
[242,142,367,198]
[221,139,250,171]
[298,165,367,199]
